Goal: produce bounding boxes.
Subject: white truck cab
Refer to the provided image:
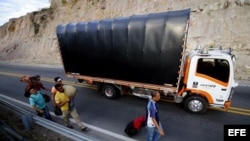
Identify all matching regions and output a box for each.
[176,47,238,113]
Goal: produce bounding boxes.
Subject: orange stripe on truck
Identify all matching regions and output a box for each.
[195,73,228,87]
[187,88,214,104]
[183,57,191,85]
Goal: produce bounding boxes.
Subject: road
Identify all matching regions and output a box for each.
[0,62,250,141]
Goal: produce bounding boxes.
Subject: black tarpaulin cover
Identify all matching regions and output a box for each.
[56,9,190,86]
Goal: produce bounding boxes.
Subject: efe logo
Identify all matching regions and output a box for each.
[224,125,249,141]
[228,129,246,136]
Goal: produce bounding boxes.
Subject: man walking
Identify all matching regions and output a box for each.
[29,87,53,121]
[146,91,165,141]
[54,83,88,131]
[21,75,50,97]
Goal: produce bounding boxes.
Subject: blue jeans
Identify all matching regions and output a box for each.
[37,106,52,121]
[146,123,162,141]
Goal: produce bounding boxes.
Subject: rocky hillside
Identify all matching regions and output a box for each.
[0,0,250,80]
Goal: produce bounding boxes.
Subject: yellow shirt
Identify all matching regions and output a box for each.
[55,91,69,111]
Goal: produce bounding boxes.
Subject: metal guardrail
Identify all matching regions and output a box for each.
[0,98,100,141]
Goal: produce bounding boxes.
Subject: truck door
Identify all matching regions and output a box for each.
[194,58,231,105]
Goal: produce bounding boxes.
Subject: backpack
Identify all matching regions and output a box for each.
[124,116,146,137]
[42,93,51,103]
[24,89,31,97]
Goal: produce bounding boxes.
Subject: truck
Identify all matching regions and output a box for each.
[56,9,238,114]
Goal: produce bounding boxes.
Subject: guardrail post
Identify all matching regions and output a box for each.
[21,114,33,131]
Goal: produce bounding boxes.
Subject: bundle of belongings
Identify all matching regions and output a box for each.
[20,75,51,102]
[124,116,146,137]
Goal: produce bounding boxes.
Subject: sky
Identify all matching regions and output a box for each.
[0,0,51,26]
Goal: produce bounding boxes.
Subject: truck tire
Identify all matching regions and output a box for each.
[102,85,120,99]
[184,95,208,114]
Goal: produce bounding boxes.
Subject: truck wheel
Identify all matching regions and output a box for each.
[184,95,208,114]
[102,85,120,99]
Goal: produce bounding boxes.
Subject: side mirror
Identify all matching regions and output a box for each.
[231,55,236,61]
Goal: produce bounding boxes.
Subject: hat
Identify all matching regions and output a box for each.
[54,77,62,82]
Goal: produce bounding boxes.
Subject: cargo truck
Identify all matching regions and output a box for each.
[56,9,238,114]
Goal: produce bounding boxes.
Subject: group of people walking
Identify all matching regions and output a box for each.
[21,75,88,131]
[21,75,165,140]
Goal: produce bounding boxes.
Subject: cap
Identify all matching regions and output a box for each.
[54,77,62,82]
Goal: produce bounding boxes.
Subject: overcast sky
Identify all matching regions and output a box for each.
[0,0,50,26]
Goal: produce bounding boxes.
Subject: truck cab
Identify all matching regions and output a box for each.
[177,47,238,113]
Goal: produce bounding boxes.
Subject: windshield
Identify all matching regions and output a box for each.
[196,58,229,83]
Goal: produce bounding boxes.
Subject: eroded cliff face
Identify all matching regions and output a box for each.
[0,0,250,80]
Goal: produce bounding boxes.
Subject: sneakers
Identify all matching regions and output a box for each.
[67,125,88,131]
[81,127,88,131]
[67,125,73,129]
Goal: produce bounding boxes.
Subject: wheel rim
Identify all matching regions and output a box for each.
[105,87,113,97]
[188,99,203,112]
